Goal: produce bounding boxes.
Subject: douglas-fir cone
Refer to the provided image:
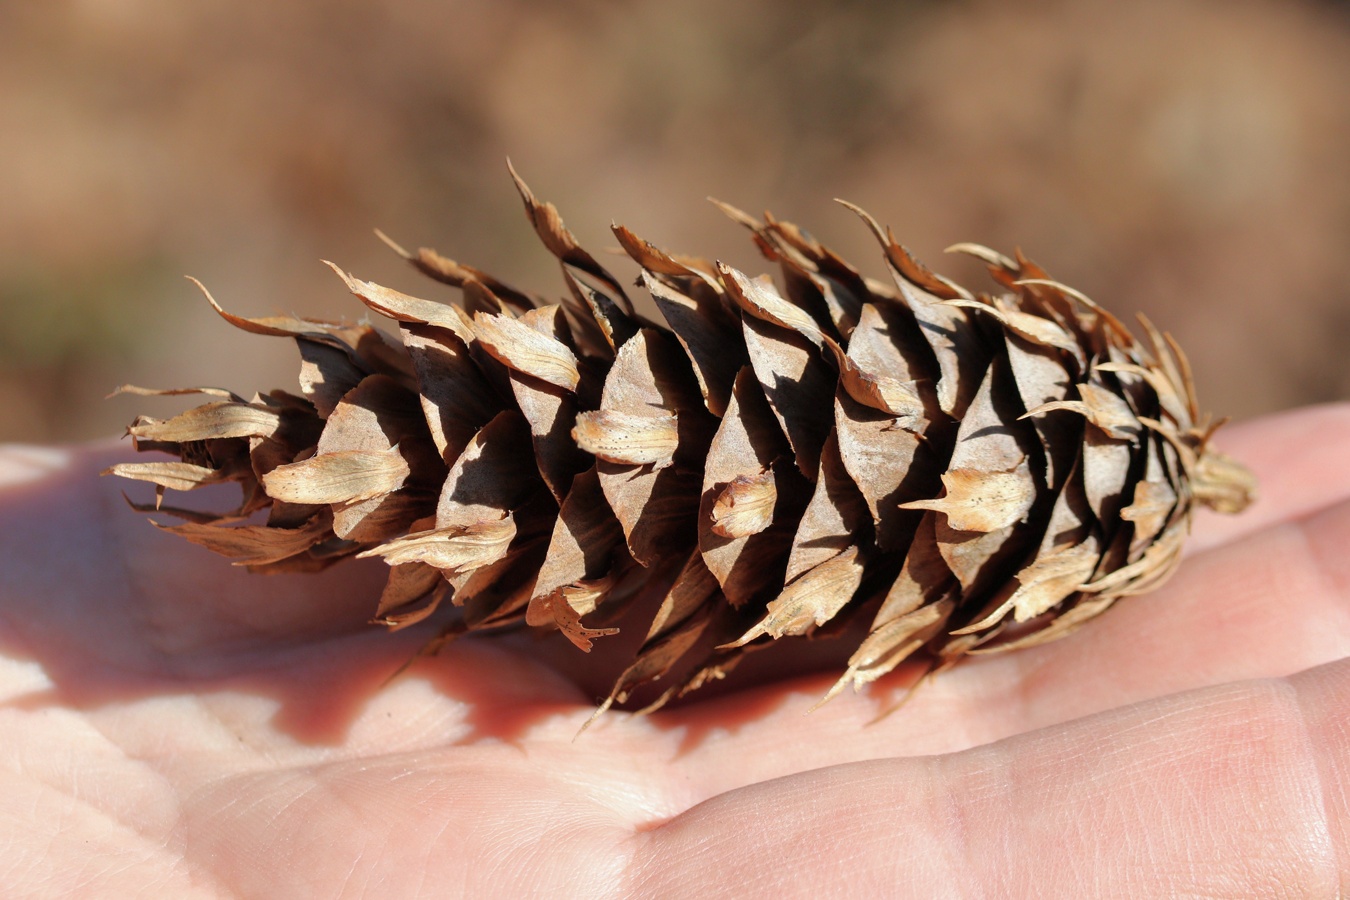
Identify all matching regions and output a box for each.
[110,166,1256,717]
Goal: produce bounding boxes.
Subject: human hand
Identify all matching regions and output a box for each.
[2,404,1348,897]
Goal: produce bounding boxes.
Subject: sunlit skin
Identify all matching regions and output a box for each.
[2,404,1348,897]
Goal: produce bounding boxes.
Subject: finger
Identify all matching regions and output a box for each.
[1190,402,1350,553]
[1290,654,1350,884]
[632,658,1350,898]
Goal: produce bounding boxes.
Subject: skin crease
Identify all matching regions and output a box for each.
[0,404,1348,898]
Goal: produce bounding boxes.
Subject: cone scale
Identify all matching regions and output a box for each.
[109,167,1256,714]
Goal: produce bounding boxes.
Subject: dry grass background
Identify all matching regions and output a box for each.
[2,0,1348,443]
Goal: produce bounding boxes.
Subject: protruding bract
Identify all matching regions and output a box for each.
[112,169,1254,718]
[710,471,777,538]
[901,468,1036,534]
[572,410,680,468]
[263,446,411,505]
[471,311,581,392]
[723,546,864,647]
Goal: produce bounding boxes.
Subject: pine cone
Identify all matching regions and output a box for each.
[109,166,1256,714]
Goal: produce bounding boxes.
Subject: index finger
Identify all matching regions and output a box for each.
[1190,402,1350,553]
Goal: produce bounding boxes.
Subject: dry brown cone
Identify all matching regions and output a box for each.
[108,165,1257,721]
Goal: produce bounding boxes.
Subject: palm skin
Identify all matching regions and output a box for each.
[1,405,1348,898]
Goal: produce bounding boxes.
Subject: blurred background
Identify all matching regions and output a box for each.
[2,0,1348,443]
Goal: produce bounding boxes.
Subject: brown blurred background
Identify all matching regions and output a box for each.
[2,0,1348,443]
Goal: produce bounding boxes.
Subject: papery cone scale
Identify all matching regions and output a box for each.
[109,167,1256,714]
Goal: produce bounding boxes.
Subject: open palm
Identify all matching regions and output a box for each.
[3,404,1348,898]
